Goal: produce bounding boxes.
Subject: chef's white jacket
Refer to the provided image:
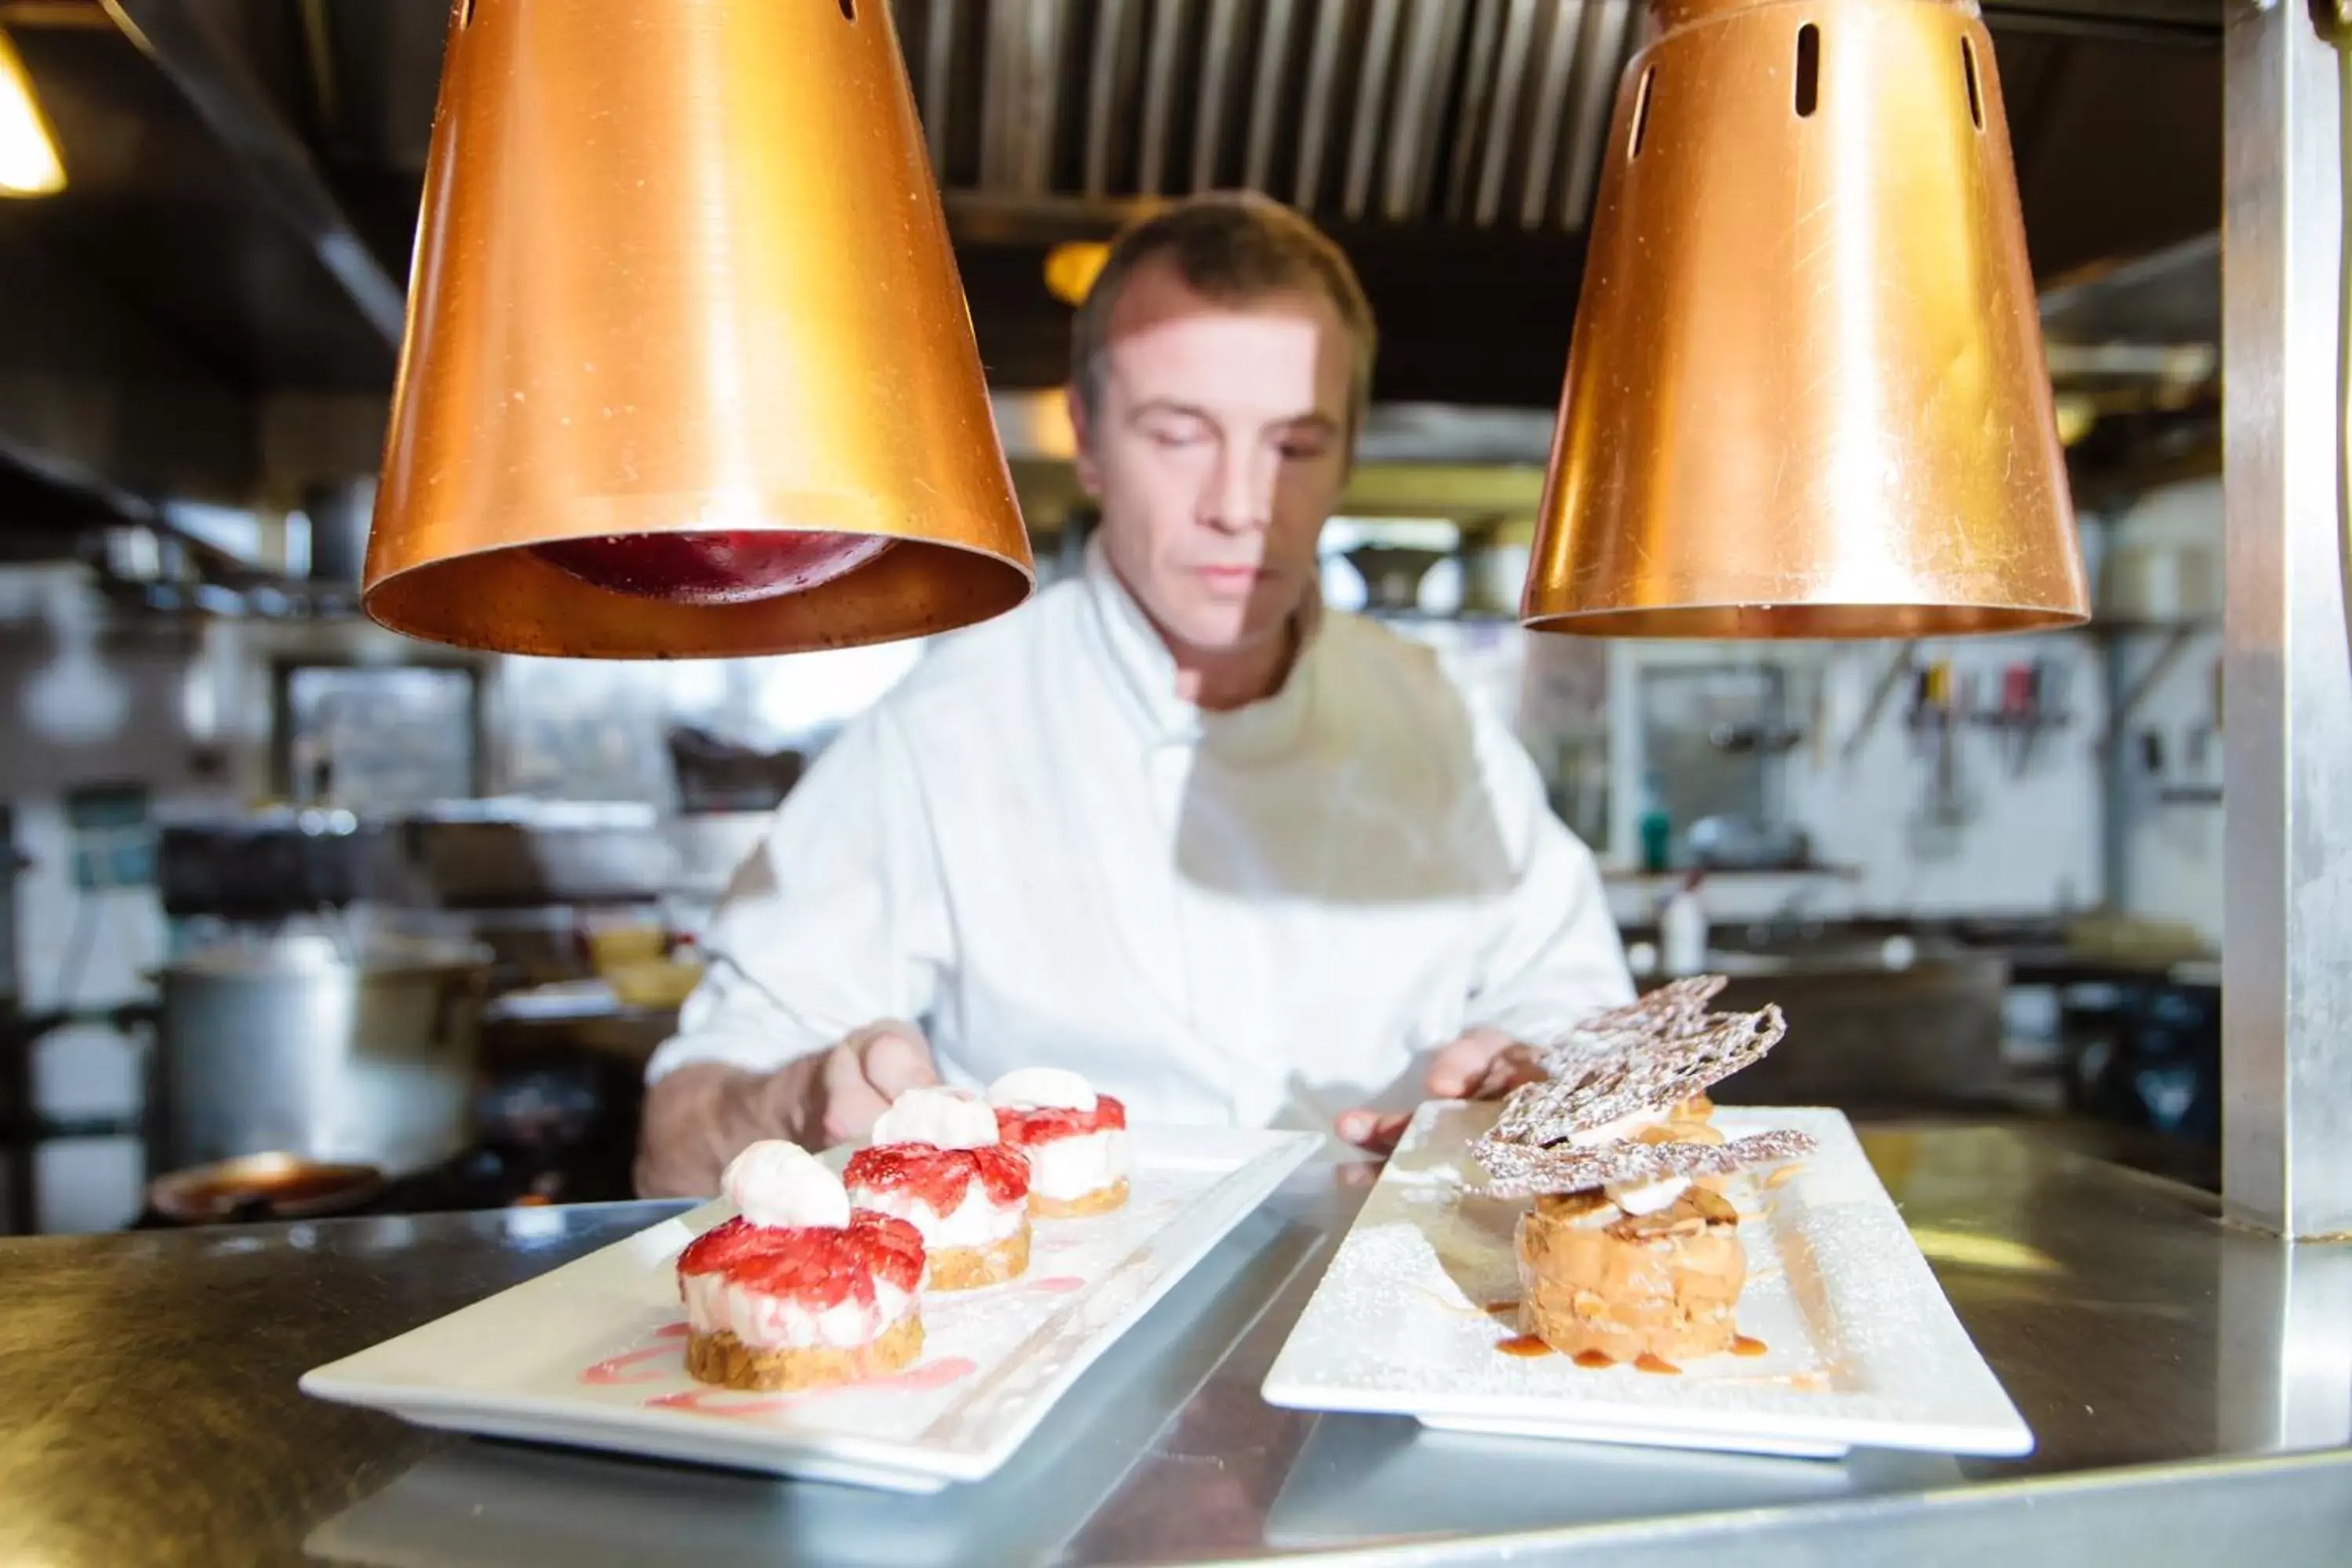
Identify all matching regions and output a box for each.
[647,540,1633,1131]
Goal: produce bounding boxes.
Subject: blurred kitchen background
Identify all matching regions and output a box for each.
[0,0,2223,1232]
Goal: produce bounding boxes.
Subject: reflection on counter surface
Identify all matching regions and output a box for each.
[2,1133,2346,1566]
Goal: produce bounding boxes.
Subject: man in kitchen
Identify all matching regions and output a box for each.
[634,191,1632,1198]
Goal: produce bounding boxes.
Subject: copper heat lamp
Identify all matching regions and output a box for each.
[362,0,1035,658]
[1523,0,2090,638]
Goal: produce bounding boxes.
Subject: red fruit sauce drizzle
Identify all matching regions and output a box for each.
[581,1345,678,1385]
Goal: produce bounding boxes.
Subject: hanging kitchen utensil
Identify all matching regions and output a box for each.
[1522,0,2089,638]
[362,0,1034,658]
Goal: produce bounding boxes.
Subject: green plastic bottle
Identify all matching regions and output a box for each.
[1637,770,1673,873]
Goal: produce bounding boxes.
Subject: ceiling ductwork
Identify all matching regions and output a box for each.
[0,0,2227,538]
[896,0,1639,231]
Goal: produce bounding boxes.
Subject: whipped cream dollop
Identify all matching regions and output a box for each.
[1602,1175,1691,1216]
[722,1140,850,1230]
[871,1085,1000,1150]
[987,1067,1097,1112]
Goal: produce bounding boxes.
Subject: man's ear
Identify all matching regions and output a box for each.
[1065,382,1104,498]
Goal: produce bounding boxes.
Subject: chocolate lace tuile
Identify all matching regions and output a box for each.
[1472,976,1814,1198]
[1495,996,1790,1147]
[1472,1127,1817,1200]
[1533,975,1732,1078]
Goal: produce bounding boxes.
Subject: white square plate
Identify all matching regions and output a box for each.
[1260,1102,2031,1460]
[302,1124,1319,1492]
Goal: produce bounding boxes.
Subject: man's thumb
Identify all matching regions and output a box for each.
[1425,1029,1506,1098]
[858,1024,939,1098]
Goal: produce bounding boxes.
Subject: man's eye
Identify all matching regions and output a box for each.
[1278,438,1331,461]
[1146,425,1207,448]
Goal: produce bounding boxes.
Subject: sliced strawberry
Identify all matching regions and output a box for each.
[996,1093,1127,1147]
[969,1143,1033,1207]
[847,1142,1033,1214]
[847,1210,927,1293]
[847,1142,972,1213]
[680,1210,927,1310]
[676,1215,790,1277]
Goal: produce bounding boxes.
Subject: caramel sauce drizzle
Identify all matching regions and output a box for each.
[1488,1324,1766,1368]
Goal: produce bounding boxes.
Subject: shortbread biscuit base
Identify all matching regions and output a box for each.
[1029,1177,1128,1218]
[927,1223,1032,1290]
[685,1312,923,1391]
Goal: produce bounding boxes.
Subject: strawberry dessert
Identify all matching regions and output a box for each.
[989,1068,1130,1217]
[845,1087,1033,1290]
[676,1140,925,1390]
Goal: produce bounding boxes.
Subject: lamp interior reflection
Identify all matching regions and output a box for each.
[533,532,895,608]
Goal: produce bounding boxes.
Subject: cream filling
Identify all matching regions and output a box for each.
[851,1178,1025,1249]
[1022,1127,1127,1200]
[682,1272,913,1350]
[1569,1109,1667,1149]
[1602,1175,1692,1216]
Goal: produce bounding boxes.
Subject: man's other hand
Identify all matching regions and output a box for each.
[1334,1026,1543,1156]
[633,1020,939,1198]
[810,1021,939,1146]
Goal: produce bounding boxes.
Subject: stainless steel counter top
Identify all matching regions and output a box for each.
[3,1126,2348,1566]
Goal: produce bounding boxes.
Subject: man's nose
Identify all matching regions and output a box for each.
[1203,446,1275,534]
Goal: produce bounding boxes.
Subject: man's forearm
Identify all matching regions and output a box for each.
[633,1055,822,1199]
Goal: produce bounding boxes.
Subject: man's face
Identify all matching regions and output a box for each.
[1071,260,1355,659]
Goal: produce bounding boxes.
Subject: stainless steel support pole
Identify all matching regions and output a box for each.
[2221,0,2352,1238]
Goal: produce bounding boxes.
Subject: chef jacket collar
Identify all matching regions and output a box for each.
[1080,532,1322,760]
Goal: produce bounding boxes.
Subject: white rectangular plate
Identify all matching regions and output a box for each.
[1260,1103,2031,1460]
[303,1124,1319,1491]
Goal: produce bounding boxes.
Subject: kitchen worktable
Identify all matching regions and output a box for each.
[2,1127,2347,1566]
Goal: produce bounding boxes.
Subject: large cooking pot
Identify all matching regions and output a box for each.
[151,933,489,1178]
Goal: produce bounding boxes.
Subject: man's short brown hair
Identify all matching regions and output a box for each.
[1068,191,1377,437]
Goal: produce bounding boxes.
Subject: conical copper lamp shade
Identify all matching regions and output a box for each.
[1523,0,2089,638]
[363,0,1034,658]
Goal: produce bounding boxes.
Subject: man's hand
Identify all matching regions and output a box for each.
[633,1020,938,1198]
[1335,1026,1544,1156]
[808,1021,939,1146]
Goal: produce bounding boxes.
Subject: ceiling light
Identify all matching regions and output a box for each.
[0,27,66,198]
[1044,241,1111,307]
